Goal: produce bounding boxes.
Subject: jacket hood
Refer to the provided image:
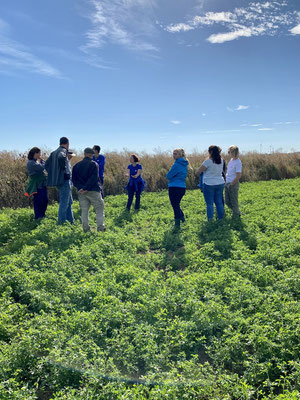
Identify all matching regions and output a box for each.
[176,157,188,166]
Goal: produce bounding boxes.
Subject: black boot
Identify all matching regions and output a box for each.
[173,218,181,230]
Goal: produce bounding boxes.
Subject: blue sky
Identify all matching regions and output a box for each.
[0,0,299,154]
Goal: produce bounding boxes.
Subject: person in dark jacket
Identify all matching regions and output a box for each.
[25,147,48,219]
[166,148,189,229]
[72,147,105,233]
[45,137,74,224]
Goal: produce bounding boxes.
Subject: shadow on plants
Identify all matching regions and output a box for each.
[230,217,257,251]
[113,209,133,227]
[197,219,234,260]
[159,229,186,271]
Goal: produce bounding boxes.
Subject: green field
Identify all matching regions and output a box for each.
[0,179,299,399]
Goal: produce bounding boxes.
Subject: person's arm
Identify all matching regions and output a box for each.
[166,163,179,180]
[101,155,106,169]
[27,160,45,175]
[44,154,52,172]
[57,149,68,170]
[197,165,207,175]
[71,164,82,191]
[132,165,142,178]
[125,167,130,177]
[230,172,241,185]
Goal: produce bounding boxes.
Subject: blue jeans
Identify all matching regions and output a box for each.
[57,180,74,224]
[203,183,225,220]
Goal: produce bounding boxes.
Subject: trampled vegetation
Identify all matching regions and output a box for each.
[0,179,299,399]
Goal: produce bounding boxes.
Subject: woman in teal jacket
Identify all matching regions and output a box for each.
[166,148,188,228]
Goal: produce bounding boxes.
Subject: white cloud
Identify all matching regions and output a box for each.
[165,1,300,44]
[274,121,293,125]
[166,23,193,33]
[258,128,273,131]
[227,105,249,112]
[290,24,300,34]
[81,0,159,55]
[241,123,262,126]
[202,113,206,117]
[207,27,265,43]
[0,22,63,78]
[236,105,249,111]
[170,120,181,125]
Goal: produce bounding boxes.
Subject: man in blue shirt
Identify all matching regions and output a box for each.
[92,145,105,198]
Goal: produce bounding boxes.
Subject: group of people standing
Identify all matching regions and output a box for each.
[25,137,106,232]
[25,138,242,232]
[165,145,242,229]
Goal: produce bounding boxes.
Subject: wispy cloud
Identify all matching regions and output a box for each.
[165,1,300,44]
[241,123,262,127]
[227,105,250,112]
[170,120,181,125]
[81,0,159,57]
[0,17,63,78]
[290,24,300,34]
[258,127,273,131]
[236,105,249,111]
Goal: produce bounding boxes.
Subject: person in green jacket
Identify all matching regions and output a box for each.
[25,147,48,219]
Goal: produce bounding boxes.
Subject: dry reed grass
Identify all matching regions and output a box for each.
[0,150,299,209]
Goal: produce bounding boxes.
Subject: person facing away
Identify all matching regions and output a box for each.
[198,145,225,221]
[72,147,105,233]
[125,154,145,211]
[93,145,105,198]
[166,148,189,229]
[25,147,48,219]
[45,137,74,224]
[225,145,242,217]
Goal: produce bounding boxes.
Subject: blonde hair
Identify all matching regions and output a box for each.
[174,148,188,161]
[228,145,239,158]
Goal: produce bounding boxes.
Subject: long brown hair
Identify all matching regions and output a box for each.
[208,145,222,164]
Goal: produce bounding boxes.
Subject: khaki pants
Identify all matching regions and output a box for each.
[78,191,105,232]
[225,182,241,216]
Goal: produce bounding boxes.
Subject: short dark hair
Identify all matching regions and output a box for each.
[60,137,69,145]
[28,147,41,160]
[131,154,140,163]
[93,145,100,153]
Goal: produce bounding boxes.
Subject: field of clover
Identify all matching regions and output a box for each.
[0,178,299,400]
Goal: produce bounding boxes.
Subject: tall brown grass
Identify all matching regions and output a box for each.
[0,150,299,209]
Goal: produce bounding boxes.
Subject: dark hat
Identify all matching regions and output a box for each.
[84,147,95,155]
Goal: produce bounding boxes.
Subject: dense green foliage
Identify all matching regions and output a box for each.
[0,179,299,399]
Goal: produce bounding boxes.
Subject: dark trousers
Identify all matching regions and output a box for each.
[127,185,141,210]
[168,187,186,220]
[33,187,48,219]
